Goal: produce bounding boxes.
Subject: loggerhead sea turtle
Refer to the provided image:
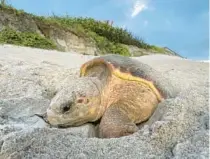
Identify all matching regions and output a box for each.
[44,54,167,138]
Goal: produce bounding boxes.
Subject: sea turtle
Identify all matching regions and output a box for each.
[45,54,168,138]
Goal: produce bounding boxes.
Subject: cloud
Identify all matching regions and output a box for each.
[131,0,148,18]
[112,0,151,29]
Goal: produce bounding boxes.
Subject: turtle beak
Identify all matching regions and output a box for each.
[34,112,49,124]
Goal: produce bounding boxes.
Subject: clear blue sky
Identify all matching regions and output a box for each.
[8,0,209,60]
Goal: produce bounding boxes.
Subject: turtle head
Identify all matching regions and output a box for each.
[46,77,103,127]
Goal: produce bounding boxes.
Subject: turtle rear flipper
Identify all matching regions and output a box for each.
[99,103,138,138]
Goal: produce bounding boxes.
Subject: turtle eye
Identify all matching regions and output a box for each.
[62,101,73,113]
[63,105,70,112]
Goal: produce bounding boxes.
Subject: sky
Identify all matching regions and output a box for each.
[8,0,209,60]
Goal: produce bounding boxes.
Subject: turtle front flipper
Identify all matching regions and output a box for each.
[99,103,139,138]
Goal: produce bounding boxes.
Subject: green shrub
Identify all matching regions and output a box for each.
[0,27,22,45]
[150,45,166,53]
[87,31,130,56]
[0,27,57,49]
[109,43,130,56]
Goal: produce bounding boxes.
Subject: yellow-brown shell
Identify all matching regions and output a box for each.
[80,55,164,102]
